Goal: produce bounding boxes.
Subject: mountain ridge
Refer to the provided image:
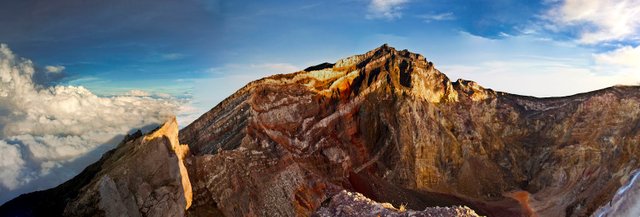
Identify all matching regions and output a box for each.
[2,45,640,217]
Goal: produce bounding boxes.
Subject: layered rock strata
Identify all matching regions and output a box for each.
[2,45,640,217]
[180,45,640,217]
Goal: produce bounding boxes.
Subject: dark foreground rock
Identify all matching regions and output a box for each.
[314,190,480,217]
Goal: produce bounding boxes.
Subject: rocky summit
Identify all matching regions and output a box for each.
[2,45,640,217]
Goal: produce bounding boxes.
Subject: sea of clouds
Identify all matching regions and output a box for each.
[0,44,182,203]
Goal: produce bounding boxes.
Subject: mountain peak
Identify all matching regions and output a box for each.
[293,44,487,103]
[372,43,395,54]
[333,44,428,70]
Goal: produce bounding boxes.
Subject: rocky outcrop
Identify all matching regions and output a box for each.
[63,117,192,217]
[2,45,640,217]
[314,190,481,217]
[0,117,192,217]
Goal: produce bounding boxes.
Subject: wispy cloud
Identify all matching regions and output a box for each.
[161,53,186,60]
[257,63,300,73]
[539,0,640,81]
[545,0,640,44]
[44,65,65,73]
[437,31,639,97]
[366,0,410,20]
[418,12,455,23]
[208,63,300,76]
[594,45,640,70]
[442,59,637,96]
[299,2,323,10]
[594,46,640,68]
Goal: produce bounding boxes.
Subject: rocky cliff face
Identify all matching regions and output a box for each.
[2,45,640,217]
[0,118,192,217]
[179,45,640,217]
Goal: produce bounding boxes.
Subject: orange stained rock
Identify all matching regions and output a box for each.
[507,191,536,217]
[145,116,193,210]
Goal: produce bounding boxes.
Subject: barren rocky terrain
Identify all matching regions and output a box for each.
[2,45,639,217]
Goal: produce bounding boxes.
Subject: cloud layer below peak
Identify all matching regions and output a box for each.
[0,44,181,204]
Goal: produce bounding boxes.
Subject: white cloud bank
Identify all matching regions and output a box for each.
[547,0,640,44]
[594,45,640,69]
[591,45,640,85]
[0,44,181,203]
[366,0,409,20]
[542,0,640,83]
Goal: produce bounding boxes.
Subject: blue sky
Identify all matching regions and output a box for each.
[1,0,640,122]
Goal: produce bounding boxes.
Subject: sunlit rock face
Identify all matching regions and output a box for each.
[180,45,640,217]
[0,118,192,217]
